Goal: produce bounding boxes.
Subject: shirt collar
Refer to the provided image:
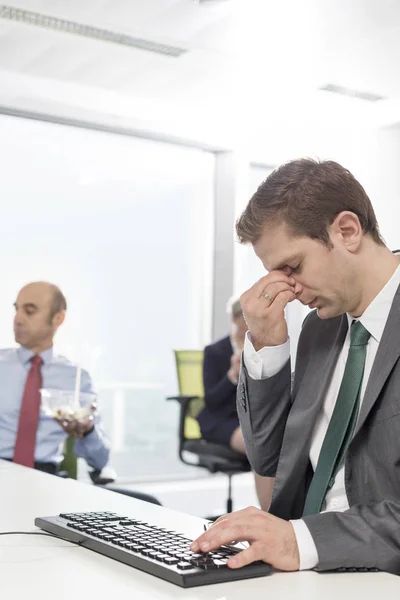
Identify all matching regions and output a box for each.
[346,263,400,343]
[17,346,54,366]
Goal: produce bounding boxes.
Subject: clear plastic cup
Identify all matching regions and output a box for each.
[40,388,97,421]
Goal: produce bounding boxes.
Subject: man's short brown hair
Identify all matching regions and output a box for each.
[236,158,384,247]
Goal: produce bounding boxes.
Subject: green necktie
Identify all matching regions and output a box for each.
[303,320,371,516]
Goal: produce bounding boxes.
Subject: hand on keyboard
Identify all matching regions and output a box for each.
[191,506,300,571]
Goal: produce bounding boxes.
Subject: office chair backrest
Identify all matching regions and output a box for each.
[171,349,251,514]
[174,350,204,439]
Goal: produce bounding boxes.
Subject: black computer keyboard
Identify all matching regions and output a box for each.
[35,511,272,587]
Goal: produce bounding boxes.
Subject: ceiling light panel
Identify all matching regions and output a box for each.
[0,5,187,57]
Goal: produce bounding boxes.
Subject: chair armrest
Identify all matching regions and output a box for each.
[89,466,117,486]
[167,395,199,403]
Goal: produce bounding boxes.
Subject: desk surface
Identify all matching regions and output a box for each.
[0,460,398,599]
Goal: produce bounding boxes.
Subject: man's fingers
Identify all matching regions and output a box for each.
[62,420,80,436]
[268,289,295,314]
[260,282,295,303]
[244,271,295,300]
[227,545,260,569]
[55,418,72,431]
[191,508,264,553]
[191,521,253,553]
[54,414,92,439]
[191,523,236,552]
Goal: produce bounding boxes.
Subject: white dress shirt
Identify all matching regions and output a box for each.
[243,263,400,570]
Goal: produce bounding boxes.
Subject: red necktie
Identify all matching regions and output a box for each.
[13,355,43,468]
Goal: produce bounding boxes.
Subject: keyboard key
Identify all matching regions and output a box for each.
[190,559,207,568]
[213,559,228,568]
[203,562,219,570]
[111,538,126,545]
[146,550,161,558]
[119,541,136,549]
[164,557,179,566]
[177,562,193,570]
[144,541,160,549]
[152,553,167,562]
[158,554,172,562]
[190,556,218,568]
[127,544,145,552]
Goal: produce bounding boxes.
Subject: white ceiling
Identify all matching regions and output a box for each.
[0,0,400,150]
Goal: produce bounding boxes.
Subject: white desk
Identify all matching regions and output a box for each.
[0,460,398,599]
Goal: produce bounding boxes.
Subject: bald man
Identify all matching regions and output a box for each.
[0,282,109,474]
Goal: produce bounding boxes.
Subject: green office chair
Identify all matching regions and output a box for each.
[167,350,250,513]
[58,436,77,479]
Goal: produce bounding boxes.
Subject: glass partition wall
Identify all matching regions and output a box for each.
[0,114,215,480]
[0,115,304,482]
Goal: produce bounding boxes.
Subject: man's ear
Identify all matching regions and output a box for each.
[331,211,362,252]
[52,310,66,328]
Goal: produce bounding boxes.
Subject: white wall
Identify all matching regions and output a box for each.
[246,123,400,252]
[234,123,400,361]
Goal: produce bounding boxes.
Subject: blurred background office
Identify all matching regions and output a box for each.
[1,0,400,516]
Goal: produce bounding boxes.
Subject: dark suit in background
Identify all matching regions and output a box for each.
[197,336,239,447]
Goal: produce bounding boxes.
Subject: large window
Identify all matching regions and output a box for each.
[0,114,215,481]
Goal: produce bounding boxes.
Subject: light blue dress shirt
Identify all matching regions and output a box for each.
[0,346,110,471]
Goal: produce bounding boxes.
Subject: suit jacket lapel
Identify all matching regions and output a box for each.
[355,287,400,435]
[273,313,348,515]
[292,313,349,439]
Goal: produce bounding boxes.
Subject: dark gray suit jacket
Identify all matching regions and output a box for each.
[238,285,400,574]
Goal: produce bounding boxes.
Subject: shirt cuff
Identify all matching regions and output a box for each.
[243,332,290,379]
[74,425,109,471]
[290,519,319,570]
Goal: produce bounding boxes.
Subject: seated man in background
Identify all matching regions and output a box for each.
[197,298,274,511]
[0,281,110,474]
